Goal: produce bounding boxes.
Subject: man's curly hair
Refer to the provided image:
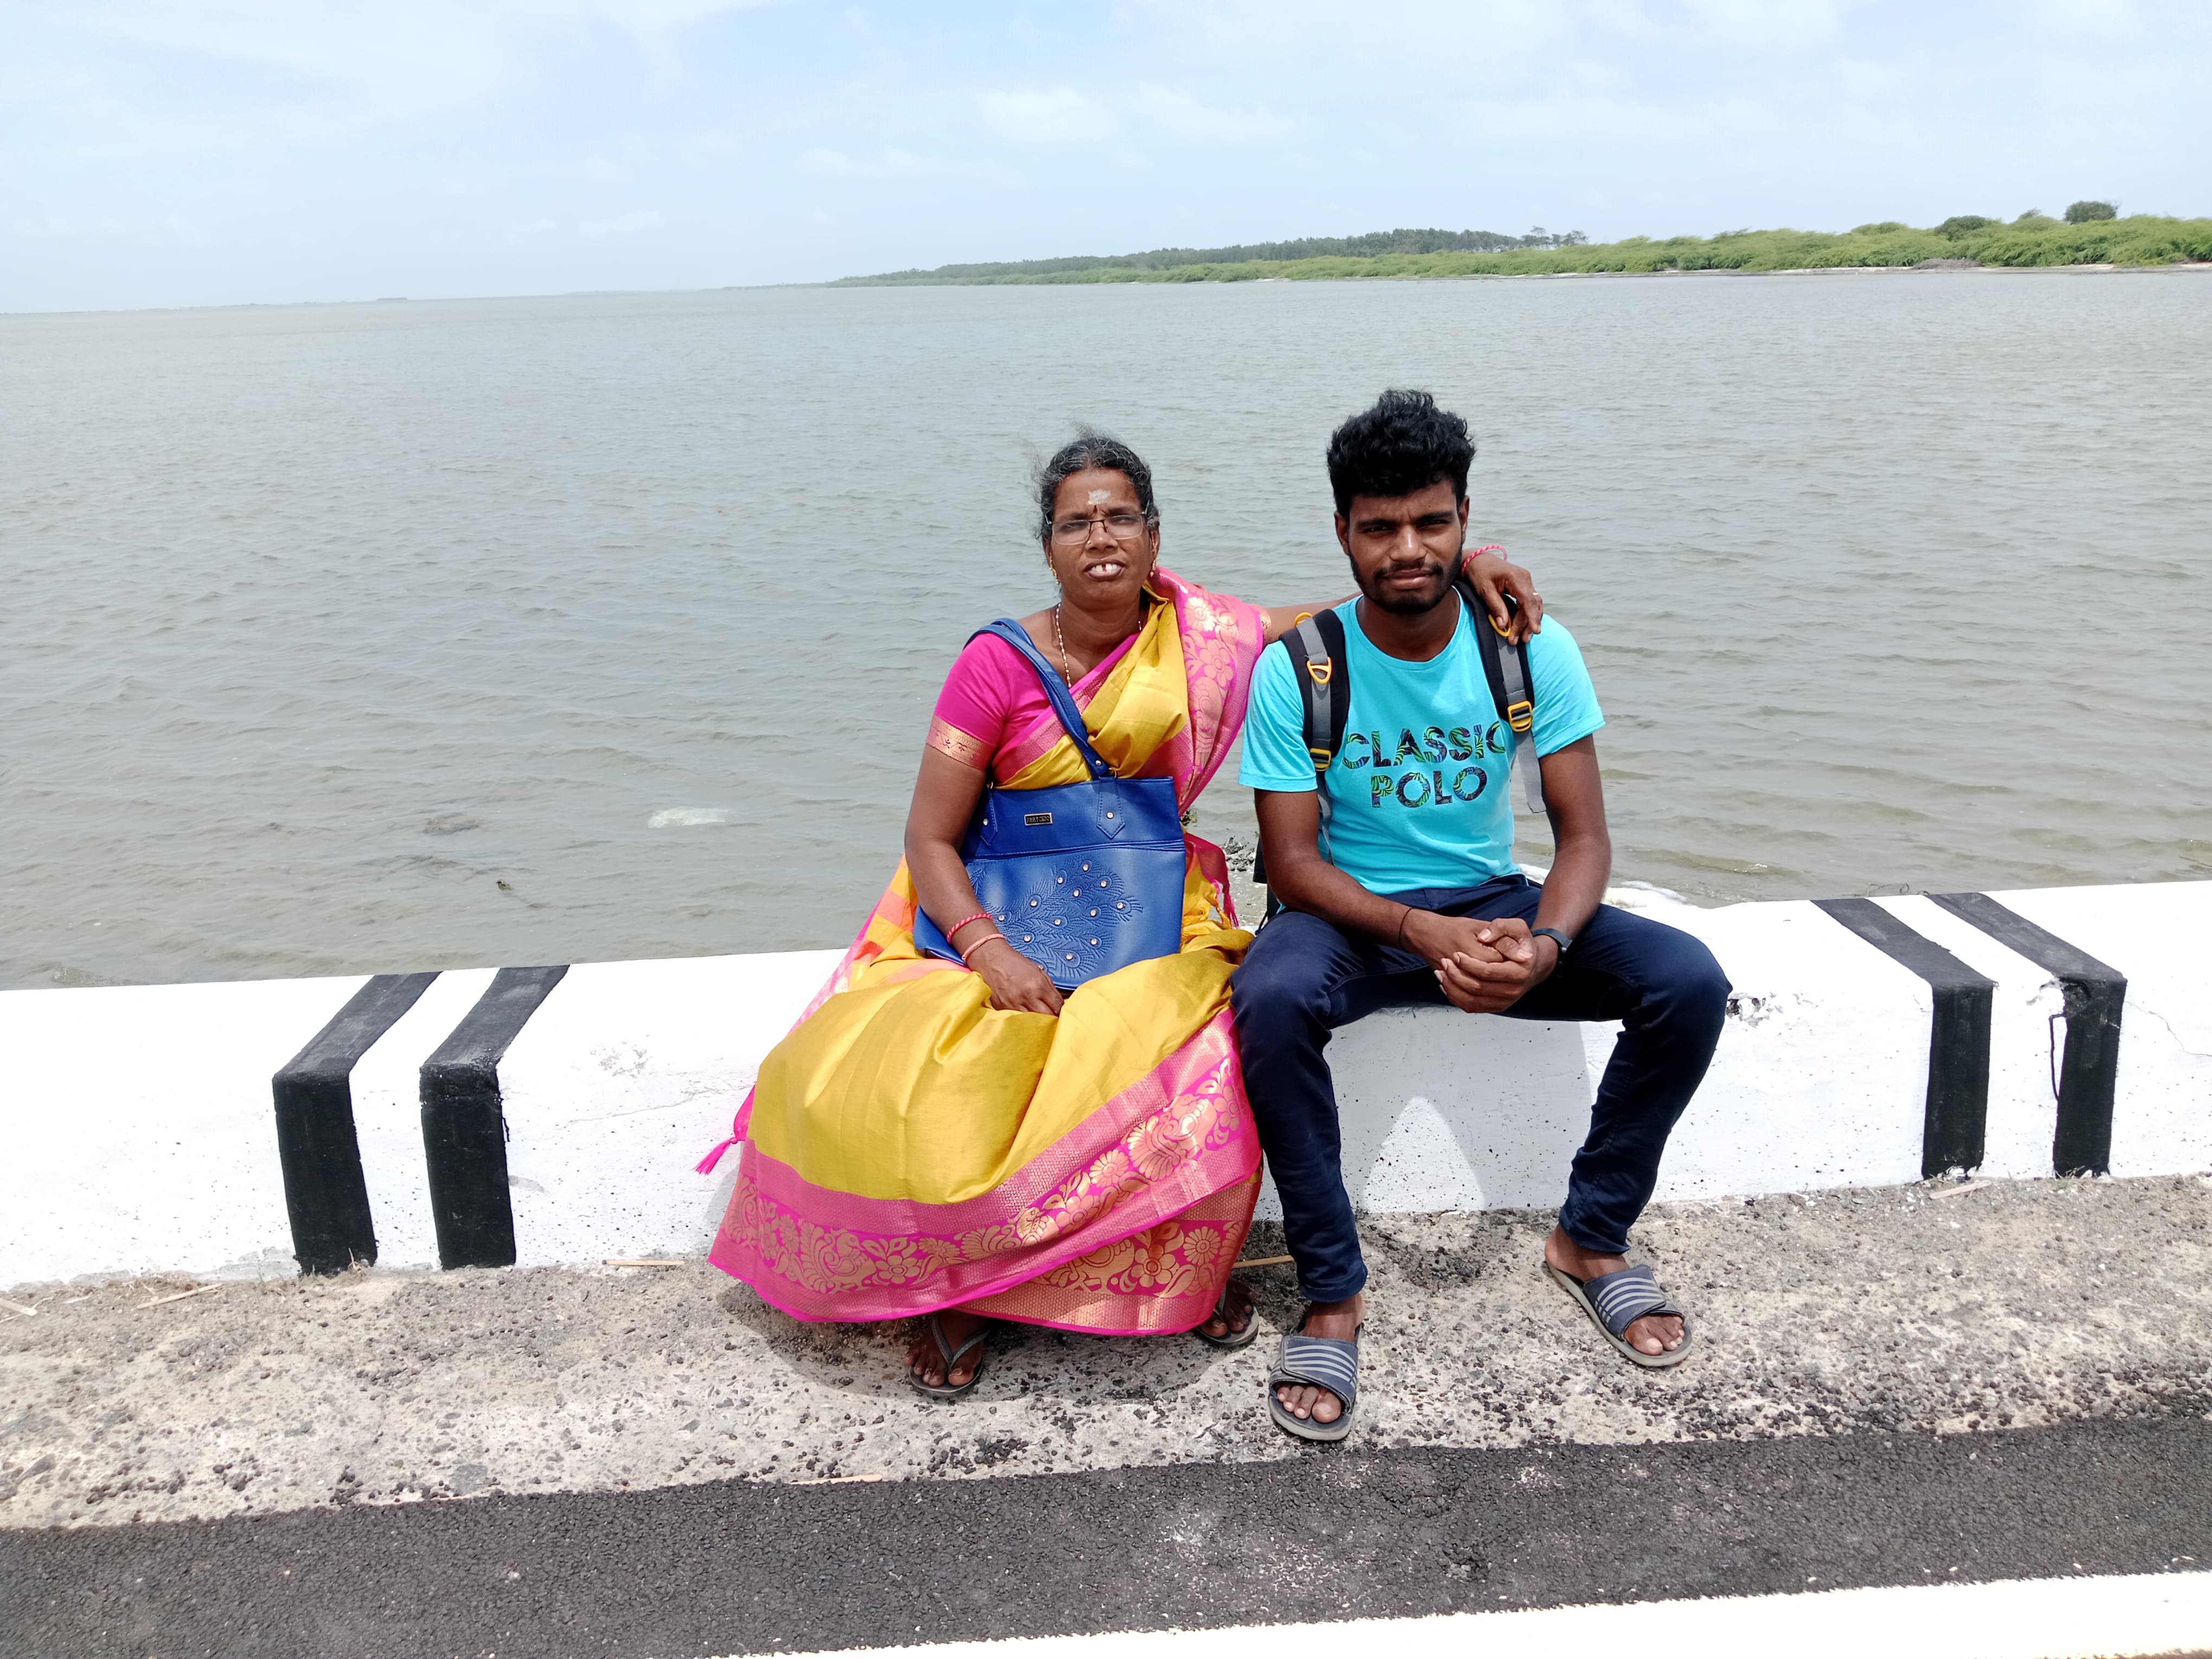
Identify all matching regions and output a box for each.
[1324,389,1475,516]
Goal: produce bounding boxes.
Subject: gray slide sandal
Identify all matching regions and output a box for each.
[1266,1314,1361,1442]
[1546,1261,1694,1369]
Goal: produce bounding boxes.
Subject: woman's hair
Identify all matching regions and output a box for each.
[1324,389,1475,516]
[1034,429,1159,545]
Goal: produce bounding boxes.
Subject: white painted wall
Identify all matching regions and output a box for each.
[495,950,842,1269]
[1873,895,2068,1180]
[5,882,2207,1289]
[348,967,499,1270]
[0,975,366,1284]
[1985,884,2212,1177]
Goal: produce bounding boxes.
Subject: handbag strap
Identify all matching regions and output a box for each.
[972,619,1115,781]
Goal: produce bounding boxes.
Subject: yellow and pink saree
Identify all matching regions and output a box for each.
[704,569,1269,1334]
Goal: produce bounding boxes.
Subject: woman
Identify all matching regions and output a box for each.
[702,432,1540,1394]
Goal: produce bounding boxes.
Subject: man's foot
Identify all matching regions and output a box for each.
[1274,1293,1362,1425]
[1197,1277,1254,1345]
[908,1309,990,1391]
[1544,1225,1684,1357]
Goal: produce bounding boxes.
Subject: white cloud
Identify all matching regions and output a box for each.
[1134,86,1288,143]
[16,1,774,120]
[578,207,665,237]
[2035,0,2139,35]
[798,147,938,180]
[1681,0,1842,49]
[978,87,1118,144]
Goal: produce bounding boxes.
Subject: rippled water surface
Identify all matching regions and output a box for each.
[4,273,2208,989]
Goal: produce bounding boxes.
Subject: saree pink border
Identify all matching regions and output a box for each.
[709,1007,1261,1330]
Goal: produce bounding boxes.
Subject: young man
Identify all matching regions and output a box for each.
[1233,389,1729,1441]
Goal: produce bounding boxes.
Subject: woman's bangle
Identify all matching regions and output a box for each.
[958,931,1006,966]
[943,911,994,943]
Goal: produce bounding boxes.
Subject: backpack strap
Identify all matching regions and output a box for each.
[1459,578,1546,815]
[1280,610,1350,778]
[1261,609,1352,918]
[973,619,1115,781]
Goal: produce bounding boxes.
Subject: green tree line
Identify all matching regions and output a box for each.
[833,205,2208,286]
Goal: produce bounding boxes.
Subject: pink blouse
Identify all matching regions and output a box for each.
[927,626,1140,783]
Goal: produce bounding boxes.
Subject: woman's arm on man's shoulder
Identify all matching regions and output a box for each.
[1253,548,1545,647]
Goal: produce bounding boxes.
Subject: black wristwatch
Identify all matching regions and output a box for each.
[1530,926,1574,957]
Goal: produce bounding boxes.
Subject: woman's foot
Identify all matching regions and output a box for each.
[1273,1292,1362,1426]
[1543,1225,1684,1357]
[1197,1277,1254,1344]
[908,1309,991,1391]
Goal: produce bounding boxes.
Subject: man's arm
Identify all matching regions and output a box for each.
[1434,735,1612,1012]
[1253,789,1519,976]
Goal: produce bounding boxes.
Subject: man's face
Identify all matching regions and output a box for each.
[1335,478,1468,614]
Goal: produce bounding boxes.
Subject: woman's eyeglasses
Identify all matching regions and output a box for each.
[1050,512,1149,546]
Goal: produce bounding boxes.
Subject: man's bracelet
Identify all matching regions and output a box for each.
[1396,905,1416,949]
[1530,926,1574,956]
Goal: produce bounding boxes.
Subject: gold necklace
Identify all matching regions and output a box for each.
[1053,600,1077,684]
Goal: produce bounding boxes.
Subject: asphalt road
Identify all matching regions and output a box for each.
[5,1413,2208,1658]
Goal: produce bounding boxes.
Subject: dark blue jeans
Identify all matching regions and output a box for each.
[1231,875,1730,1303]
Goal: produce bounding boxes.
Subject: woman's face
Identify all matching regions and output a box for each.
[1044,467,1159,613]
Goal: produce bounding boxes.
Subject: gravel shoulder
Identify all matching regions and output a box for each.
[4,1173,2208,1530]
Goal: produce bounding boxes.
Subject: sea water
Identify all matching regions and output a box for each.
[3,272,2208,988]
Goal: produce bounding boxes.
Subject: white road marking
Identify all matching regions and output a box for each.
[775,1571,2212,1659]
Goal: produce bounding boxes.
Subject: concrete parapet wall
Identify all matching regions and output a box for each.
[4,882,2207,1289]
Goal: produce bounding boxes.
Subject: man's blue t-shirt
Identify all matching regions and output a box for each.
[1238,596,1605,895]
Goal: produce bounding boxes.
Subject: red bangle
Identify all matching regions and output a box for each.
[943,911,994,942]
[957,932,1005,966]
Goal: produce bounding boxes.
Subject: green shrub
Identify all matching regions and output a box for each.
[839,213,2211,285]
[2065,200,2118,223]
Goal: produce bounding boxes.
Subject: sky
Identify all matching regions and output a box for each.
[3,0,2207,311]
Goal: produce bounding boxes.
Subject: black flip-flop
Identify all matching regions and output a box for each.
[906,1313,991,1399]
[1191,1280,1258,1351]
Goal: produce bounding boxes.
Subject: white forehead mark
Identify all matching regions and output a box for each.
[1086,488,1111,505]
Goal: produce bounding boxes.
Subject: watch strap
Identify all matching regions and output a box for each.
[1530,926,1575,955]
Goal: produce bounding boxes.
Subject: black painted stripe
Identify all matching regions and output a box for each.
[3,1416,2207,1657]
[1929,892,2126,1176]
[419,966,569,1270]
[1814,898,1995,1178]
[270,972,440,1275]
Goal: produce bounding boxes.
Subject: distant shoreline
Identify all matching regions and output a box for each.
[835,216,2212,287]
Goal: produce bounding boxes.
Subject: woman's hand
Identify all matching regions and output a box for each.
[969,936,1064,1015]
[1462,548,1544,641]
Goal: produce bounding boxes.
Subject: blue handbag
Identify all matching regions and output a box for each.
[911,620,1187,991]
